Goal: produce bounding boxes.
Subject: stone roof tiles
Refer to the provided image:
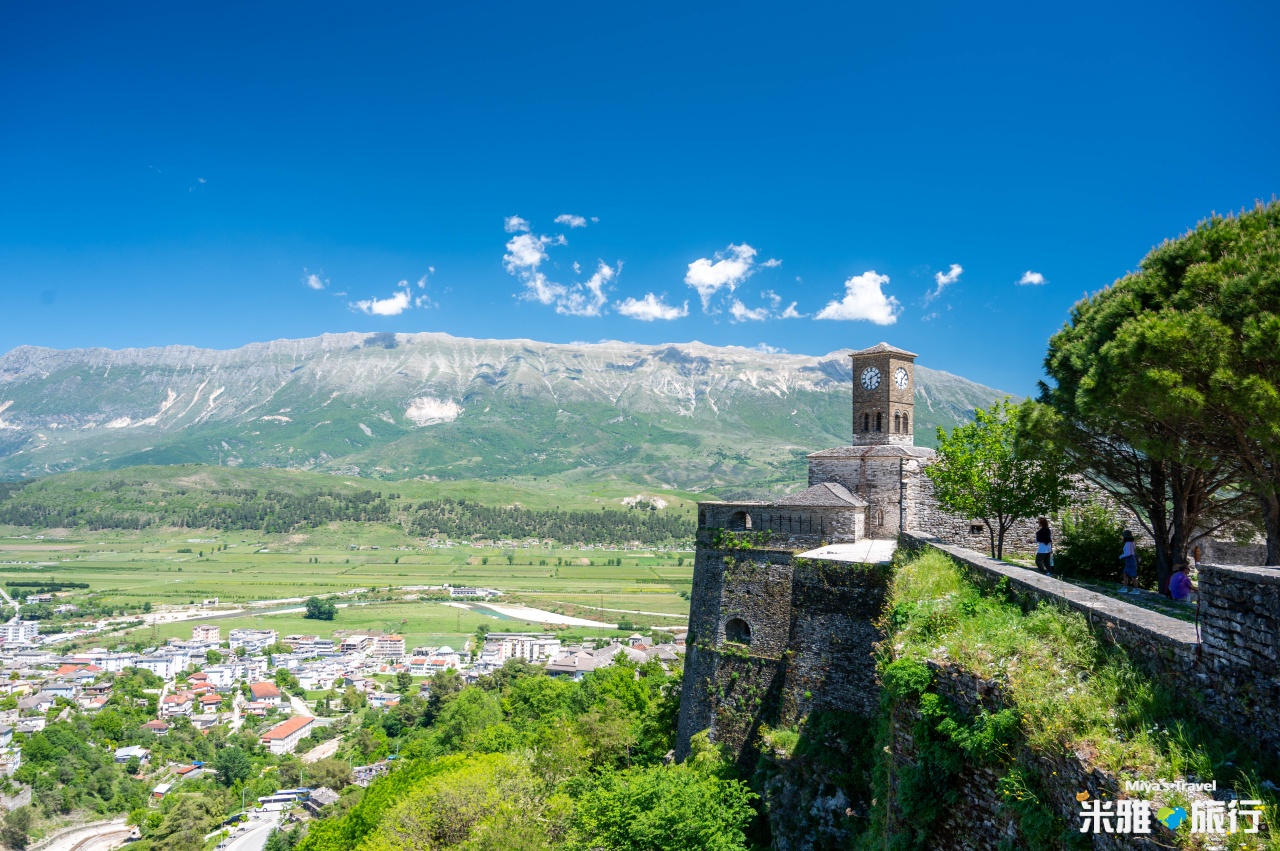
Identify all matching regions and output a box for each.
[848,342,919,358]
[770,482,868,508]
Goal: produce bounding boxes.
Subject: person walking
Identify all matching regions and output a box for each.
[1119,530,1139,594]
[1035,517,1053,576]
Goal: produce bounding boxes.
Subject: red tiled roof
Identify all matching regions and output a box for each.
[261,715,313,741]
[249,682,281,699]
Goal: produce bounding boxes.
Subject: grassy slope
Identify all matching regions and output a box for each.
[0,464,707,516]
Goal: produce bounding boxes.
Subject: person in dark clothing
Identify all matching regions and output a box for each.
[1035,517,1053,575]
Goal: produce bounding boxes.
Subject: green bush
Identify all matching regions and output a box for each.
[1053,501,1154,586]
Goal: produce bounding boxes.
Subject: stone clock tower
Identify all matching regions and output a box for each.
[850,342,917,447]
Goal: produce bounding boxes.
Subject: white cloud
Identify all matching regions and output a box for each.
[926,263,963,303]
[519,261,615,317]
[303,270,327,291]
[1018,270,1046,285]
[752,343,787,354]
[762,258,782,268]
[557,261,613,317]
[616,293,689,321]
[730,300,771,322]
[815,271,902,324]
[779,302,803,319]
[503,233,551,271]
[352,288,412,316]
[554,213,588,228]
[502,217,616,317]
[684,243,760,309]
[504,215,531,233]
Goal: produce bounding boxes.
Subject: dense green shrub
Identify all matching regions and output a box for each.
[1052,501,1155,587]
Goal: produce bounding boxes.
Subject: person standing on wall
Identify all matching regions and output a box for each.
[1035,517,1054,576]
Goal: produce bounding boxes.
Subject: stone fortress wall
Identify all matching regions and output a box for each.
[676,340,1280,776]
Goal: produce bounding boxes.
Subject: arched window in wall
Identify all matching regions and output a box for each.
[894,412,901,432]
[729,511,752,531]
[862,413,870,432]
[875,412,882,432]
[725,617,752,645]
[902,413,909,433]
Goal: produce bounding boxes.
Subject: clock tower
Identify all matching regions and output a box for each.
[850,342,917,446]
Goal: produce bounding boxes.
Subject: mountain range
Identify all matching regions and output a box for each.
[0,333,1011,494]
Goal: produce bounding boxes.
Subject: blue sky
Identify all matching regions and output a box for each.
[1,2,1276,395]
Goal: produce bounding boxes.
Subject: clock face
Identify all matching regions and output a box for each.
[894,367,909,389]
[860,367,881,390]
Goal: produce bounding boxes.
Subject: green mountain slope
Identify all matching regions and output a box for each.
[0,333,1012,491]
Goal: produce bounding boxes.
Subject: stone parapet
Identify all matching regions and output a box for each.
[902,531,1280,762]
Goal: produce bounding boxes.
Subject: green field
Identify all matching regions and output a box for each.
[0,523,693,650]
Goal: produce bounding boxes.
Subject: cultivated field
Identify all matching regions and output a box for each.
[0,522,694,650]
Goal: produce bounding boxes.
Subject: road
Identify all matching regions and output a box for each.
[0,583,17,614]
[36,819,131,851]
[300,736,341,764]
[222,812,281,851]
[288,694,314,718]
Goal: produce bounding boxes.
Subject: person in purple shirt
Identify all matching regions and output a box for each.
[1169,562,1198,602]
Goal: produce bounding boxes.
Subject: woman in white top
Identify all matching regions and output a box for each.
[1119,530,1139,594]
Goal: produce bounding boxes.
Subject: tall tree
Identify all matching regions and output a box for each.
[1040,201,1279,575]
[925,399,1072,559]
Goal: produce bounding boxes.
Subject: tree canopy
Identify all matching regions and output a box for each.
[1040,200,1280,573]
[926,398,1072,558]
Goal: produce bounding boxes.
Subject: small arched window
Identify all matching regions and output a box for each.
[725,618,752,645]
[875,412,882,432]
[729,511,752,531]
[698,509,707,526]
[902,413,909,433]
[862,413,870,432]
[894,412,901,433]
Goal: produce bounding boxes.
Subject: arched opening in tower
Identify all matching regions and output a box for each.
[725,617,752,645]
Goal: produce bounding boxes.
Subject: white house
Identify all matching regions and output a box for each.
[259,715,314,755]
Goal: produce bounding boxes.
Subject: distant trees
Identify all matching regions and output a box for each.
[304,597,337,621]
[0,483,392,533]
[926,399,1072,559]
[408,497,693,546]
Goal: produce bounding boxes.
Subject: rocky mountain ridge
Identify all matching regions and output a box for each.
[0,332,1012,491]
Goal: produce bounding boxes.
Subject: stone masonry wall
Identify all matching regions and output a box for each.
[807,456,909,538]
[1196,563,1280,759]
[888,661,1185,850]
[696,502,862,546]
[784,557,889,719]
[675,539,890,766]
[903,532,1280,763]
